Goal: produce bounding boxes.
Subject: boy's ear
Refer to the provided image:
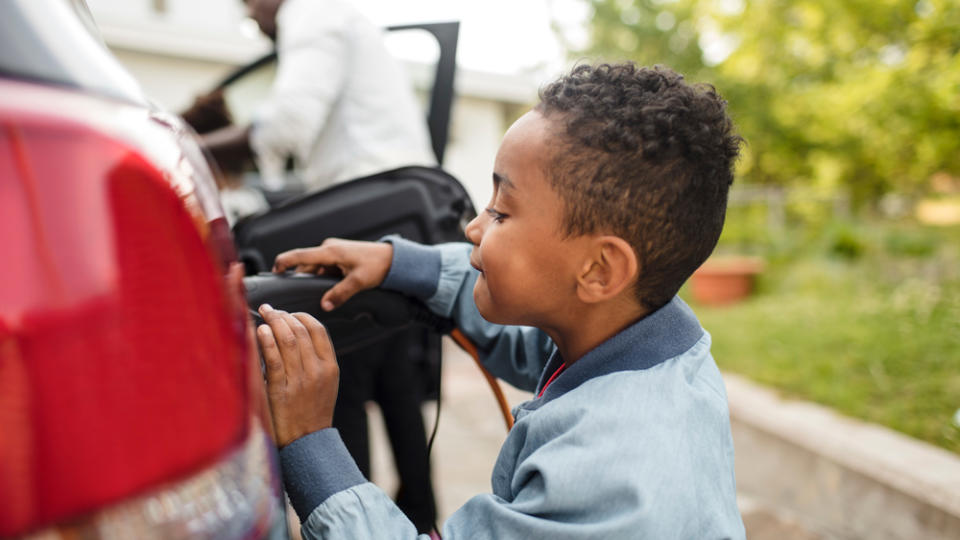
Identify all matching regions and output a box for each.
[575,236,639,304]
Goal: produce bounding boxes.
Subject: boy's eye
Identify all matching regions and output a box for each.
[485,207,507,223]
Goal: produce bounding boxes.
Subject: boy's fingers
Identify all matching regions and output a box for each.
[256,324,286,387]
[292,312,335,362]
[282,311,318,376]
[294,264,319,274]
[273,248,310,273]
[319,273,364,311]
[259,304,301,373]
[273,245,333,273]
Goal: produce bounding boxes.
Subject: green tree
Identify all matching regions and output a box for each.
[575,0,708,78]
[570,0,960,204]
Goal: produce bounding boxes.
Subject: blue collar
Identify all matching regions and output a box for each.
[529,296,704,408]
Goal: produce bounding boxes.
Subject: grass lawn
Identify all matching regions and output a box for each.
[686,220,960,453]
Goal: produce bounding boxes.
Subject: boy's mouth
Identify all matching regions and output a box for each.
[469,255,484,274]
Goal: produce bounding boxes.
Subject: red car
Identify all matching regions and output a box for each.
[0,0,287,538]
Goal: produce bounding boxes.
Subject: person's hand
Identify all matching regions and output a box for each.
[273,238,393,311]
[257,304,339,448]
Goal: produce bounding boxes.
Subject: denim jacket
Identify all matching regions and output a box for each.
[279,238,745,539]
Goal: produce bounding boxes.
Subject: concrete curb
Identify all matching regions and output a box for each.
[724,372,960,539]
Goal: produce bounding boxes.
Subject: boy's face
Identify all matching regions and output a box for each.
[465,111,588,329]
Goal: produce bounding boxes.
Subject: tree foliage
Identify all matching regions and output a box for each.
[571,0,960,203]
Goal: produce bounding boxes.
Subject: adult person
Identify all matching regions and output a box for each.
[200,0,436,191]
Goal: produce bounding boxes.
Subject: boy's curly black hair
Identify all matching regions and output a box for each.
[535,62,742,311]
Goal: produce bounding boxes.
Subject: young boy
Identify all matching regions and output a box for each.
[256,62,746,539]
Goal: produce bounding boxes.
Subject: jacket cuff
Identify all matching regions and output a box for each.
[279,428,366,522]
[380,235,442,299]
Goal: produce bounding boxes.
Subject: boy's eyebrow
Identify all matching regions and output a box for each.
[493,172,515,192]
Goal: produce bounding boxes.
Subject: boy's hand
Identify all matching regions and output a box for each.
[272,238,393,311]
[257,304,339,448]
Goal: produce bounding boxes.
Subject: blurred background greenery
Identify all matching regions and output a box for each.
[560,0,960,452]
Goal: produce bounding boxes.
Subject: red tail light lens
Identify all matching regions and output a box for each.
[0,105,250,536]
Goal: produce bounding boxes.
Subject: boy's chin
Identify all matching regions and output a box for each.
[472,282,510,325]
[475,305,507,325]
[472,294,499,323]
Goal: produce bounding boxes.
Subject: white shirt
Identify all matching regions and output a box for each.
[249,0,437,191]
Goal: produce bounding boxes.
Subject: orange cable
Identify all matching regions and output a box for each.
[449,328,514,431]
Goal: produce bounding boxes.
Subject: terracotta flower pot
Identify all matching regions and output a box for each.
[690,256,764,306]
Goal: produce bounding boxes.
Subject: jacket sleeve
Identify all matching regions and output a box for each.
[381,237,554,392]
[286,423,608,540]
[290,425,612,540]
[279,429,427,540]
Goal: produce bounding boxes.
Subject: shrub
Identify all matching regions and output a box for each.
[884,229,938,258]
[826,223,867,260]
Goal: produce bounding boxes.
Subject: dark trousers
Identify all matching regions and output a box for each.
[333,329,437,533]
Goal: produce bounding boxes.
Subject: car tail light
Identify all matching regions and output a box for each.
[16,419,282,540]
[0,82,279,538]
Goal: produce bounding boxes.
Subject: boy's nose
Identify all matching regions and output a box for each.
[464,213,483,246]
